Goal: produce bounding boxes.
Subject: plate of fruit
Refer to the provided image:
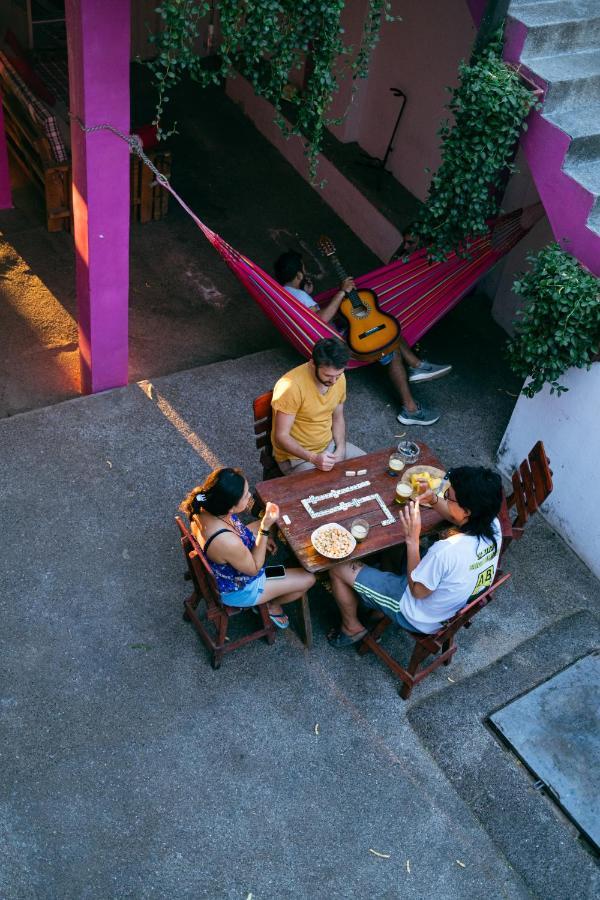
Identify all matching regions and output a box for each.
[401,466,446,502]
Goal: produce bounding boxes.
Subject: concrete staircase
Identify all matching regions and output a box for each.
[502,0,600,275]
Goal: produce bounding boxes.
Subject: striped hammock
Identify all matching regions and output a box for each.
[185,203,528,369]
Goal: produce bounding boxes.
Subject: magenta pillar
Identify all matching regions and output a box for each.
[65,0,130,393]
[0,98,13,208]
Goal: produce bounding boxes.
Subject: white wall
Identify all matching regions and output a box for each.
[498,365,600,579]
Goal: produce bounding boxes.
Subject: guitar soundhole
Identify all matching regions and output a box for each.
[352,303,371,319]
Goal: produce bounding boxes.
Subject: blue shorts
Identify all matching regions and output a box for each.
[379,352,395,366]
[220,571,267,607]
[353,566,421,632]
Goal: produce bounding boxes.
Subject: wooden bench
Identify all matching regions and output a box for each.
[1,55,170,231]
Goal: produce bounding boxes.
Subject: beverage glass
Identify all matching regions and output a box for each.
[395,482,413,505]
[388,452,405,476]
[397,441,420,465]
[350,518,370,542]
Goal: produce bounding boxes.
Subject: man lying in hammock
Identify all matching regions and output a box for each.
[274,251,451,426]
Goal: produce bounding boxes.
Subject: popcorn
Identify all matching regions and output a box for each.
[312,525,354,559]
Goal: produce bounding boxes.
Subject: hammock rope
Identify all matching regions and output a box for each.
[70,117,529,369]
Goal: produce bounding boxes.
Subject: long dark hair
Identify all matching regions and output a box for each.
[449,466,502,548]
[180,467,246,518]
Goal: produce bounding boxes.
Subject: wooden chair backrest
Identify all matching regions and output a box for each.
[438,571,511,641]
[506,440,553,534]
[253,390,281,480]
[175,515,222,608]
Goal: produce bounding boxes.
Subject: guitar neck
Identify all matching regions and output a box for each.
[329,253,362,307]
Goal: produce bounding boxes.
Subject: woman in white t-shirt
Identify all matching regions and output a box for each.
[327,467,503,647]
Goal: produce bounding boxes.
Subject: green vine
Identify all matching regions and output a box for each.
[506,244,600,398]
[145,1,398,178]
[409,29,538,262]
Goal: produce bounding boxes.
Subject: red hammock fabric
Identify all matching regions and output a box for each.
[166,183,527,369]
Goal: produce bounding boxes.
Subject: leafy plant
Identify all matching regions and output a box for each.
[409,30,538,262]
[506,244,600,397]
[145,0,398,178]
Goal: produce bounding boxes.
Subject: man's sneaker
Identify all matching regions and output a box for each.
[408,360,452,383]
[397,403,440,426]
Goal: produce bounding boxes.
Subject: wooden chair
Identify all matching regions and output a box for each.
[176,516,276,669]
[503,440,553,554]
[358,572,511,700]
[253,391,282,481]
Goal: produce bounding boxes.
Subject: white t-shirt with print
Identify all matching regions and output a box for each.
[285,285,319,310]
[400,519,502,634]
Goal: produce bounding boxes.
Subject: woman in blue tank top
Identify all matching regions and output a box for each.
[181,467,315,629]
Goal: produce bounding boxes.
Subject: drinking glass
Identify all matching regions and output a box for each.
[395,482,413,505]
[350,518,370,542]
[387,451,405,476]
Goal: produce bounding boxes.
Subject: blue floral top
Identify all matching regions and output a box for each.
[203,515,264,594]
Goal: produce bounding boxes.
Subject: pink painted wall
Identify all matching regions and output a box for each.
[350,0,476,201]
[226,75,402,261]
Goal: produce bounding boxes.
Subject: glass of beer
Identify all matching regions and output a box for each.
[395,482,413,505]
[350,518,370,542]
[388,451,405,476]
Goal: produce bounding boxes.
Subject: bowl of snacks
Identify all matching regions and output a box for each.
[311,523,356,559]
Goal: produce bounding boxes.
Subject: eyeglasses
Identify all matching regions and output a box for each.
[443,471,453,502]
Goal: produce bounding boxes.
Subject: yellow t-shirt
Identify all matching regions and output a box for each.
[271,362,346,462]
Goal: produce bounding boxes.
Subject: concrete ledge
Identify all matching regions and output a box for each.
[408,610,600,899]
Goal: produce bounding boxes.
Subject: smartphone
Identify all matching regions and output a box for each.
[265,565,286,580]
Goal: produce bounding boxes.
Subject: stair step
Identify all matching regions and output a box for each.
[546,102,600,164]
[563,159,600,195]
[511,0,600,21]
[515,10,600,56]
[523,49,600,111]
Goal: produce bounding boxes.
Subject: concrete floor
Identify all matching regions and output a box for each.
[1,79,599,898]
[1,344,599,899]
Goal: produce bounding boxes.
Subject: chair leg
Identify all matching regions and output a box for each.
[399,643,431,700]
[258,603,276,645]
[357,616,392,656]
[442,636,455,664]
[212,611,229,669]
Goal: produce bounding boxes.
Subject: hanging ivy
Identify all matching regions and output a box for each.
[409,29,538,262]
[145,0,398,178]
[506,244,600,398]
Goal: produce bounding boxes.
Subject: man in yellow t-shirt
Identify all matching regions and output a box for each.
[271,338,366,474]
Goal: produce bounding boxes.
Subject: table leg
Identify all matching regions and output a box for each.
[298,592,313,649]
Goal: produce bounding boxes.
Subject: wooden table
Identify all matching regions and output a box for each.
[256,443,447,575]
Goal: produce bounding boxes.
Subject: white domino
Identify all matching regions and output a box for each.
[282,514,291,525]
[345,470,356,477]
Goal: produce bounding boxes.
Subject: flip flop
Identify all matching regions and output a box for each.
[269,612,289,629]
[327,628,368,648]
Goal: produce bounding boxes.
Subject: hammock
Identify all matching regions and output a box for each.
[190,208,528,369]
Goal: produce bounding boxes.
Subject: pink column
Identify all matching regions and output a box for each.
[0,98,13,208]
[65,0,130,393]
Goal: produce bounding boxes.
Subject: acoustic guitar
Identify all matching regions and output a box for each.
[318,235,401,362]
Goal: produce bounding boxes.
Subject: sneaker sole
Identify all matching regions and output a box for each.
[408,366,452,384]
[397,413,440,426]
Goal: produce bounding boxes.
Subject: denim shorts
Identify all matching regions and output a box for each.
[220,571,267,607]
[379,352,395,366]
[353,566,421,631]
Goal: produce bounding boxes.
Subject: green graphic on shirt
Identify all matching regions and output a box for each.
[472,565,494,594]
